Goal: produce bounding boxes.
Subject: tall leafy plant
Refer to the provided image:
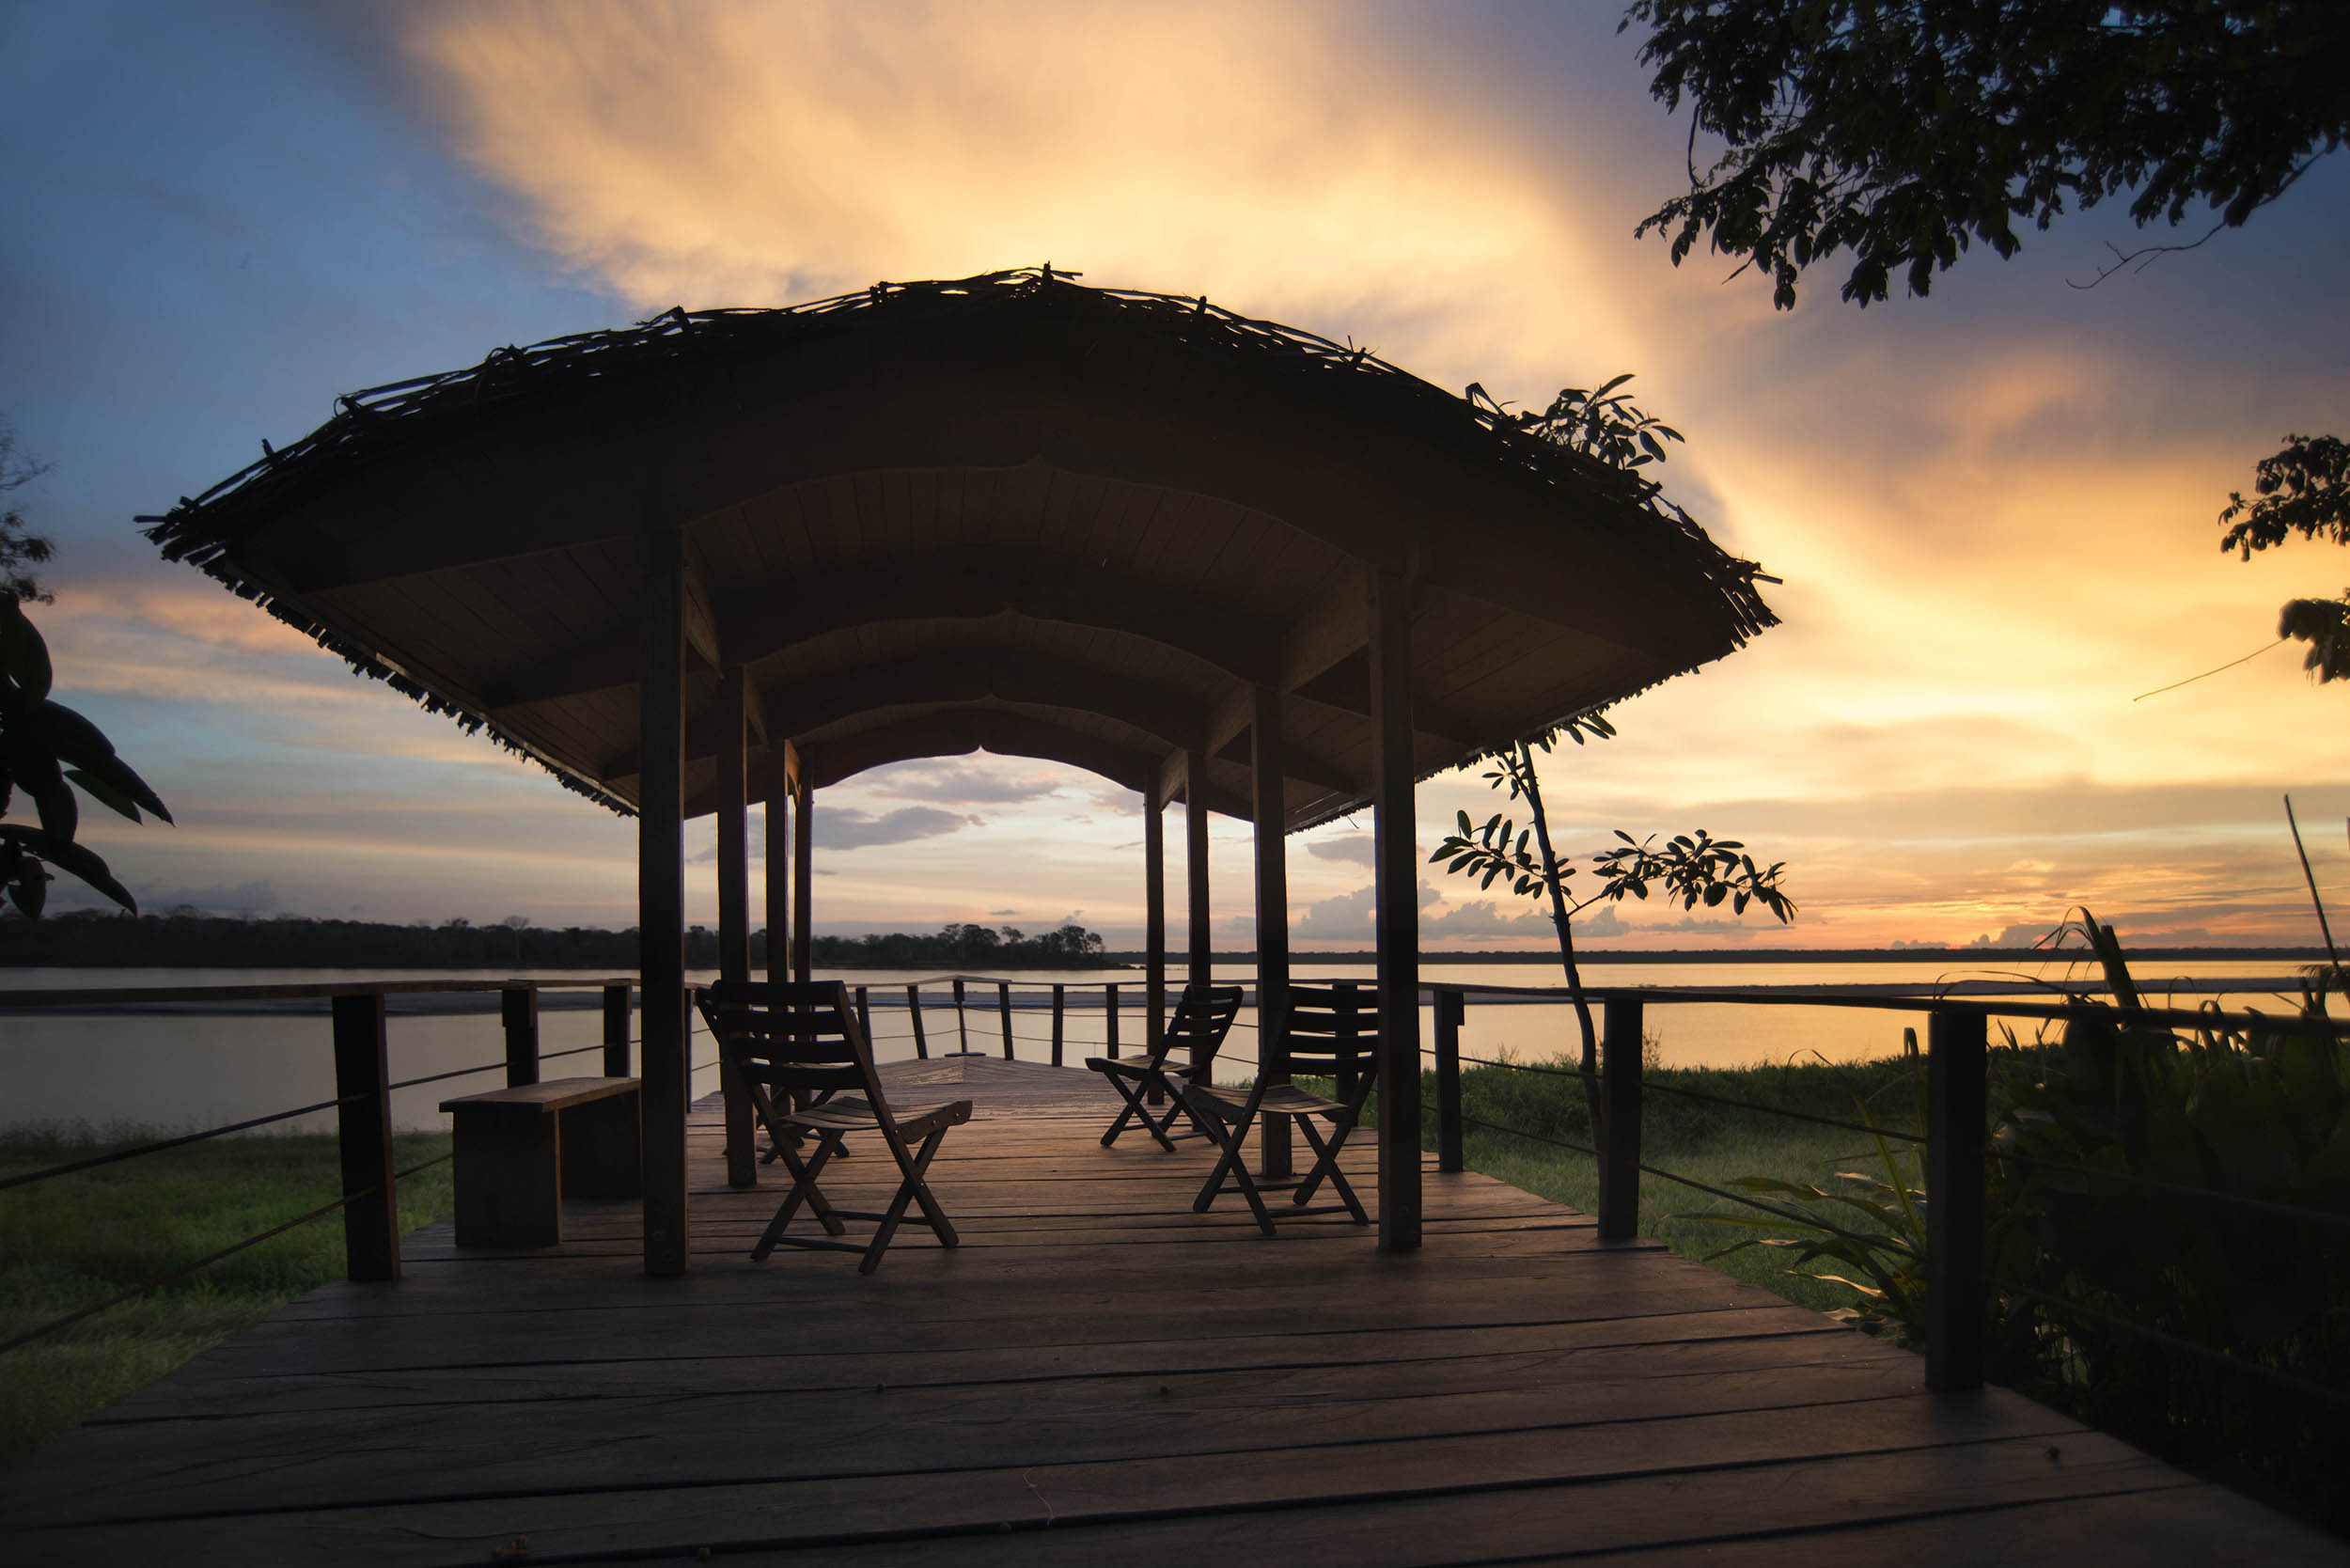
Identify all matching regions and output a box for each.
[0,598,171,916]
[1432,374,1794,1106]
[1988,909,2350,1511]
[1686,1029,1931,1343]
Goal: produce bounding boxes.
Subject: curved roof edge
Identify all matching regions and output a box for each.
[141,265,1779,825]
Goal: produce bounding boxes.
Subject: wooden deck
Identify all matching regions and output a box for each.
[5,1058,2338,1566]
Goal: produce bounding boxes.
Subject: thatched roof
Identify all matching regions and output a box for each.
[146,265,1776,827]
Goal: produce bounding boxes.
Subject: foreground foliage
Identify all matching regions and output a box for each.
[0,600,171,917]
[1987,917,2350,1524]
[0,1128,453,1466]
[1663,914,2350,1527]
[1625,0,2346,311]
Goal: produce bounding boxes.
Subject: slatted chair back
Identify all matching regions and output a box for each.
[1086,982,1245,1152]
[1278,980,1381,1098]
[700,979,888,1118]
[1163,983,1244,1069]
[1179,980,1384,1233]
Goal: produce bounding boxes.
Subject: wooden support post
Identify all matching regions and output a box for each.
[998,980,1014,1059]
[907,984,928,1059]
[1368,565,1421,1252]
[1599,996,1645,1239]
[1144,793,1165,1061]
[637,524,690,1278]
[765,790,790,986]
[715,666,754,1189]
[1104,982,1120,1057]
[953,977,969,1053]
[332,992,399,1282]
[602,982,632,1077]
[791,781,813,983]
[501,986,540,1088]
[1434,988,1465,1174]
[1051,984,1066,1067]
[1252,682,1292,1179]
[1927,1007,1988,1392]
[1186,743,1212,997]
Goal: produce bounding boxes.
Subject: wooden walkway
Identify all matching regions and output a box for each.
[5,1058,2338,1565]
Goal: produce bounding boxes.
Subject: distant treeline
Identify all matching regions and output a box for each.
[0,911,1116,971]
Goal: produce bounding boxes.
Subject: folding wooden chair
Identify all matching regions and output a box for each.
[1183,981,1378,1234]
[1086,983,1242,1152]
[697,980,971,1275]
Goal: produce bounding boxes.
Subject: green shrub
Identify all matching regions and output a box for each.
[1983,918,2350,1522]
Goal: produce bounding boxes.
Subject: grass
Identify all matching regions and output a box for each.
[0,1125,453,1466]
[1399,1051,1927,1322]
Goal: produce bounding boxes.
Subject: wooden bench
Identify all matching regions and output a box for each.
[439,1076,641,1247]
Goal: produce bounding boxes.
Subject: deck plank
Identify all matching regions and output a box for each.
[2,1060,2335,1565]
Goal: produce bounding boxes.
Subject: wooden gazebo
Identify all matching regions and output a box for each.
[147,266,1775,1267]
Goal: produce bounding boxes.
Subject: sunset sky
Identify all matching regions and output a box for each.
[6,1,2348,951]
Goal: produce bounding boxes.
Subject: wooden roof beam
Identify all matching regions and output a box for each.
[1199,574,1477,762]
[477,547,1283,711]
[681,710,1251,820]
[598,653,1215,780]
[681,544,725,672]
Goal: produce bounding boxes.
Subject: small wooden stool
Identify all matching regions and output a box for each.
[439,1077,641,1247]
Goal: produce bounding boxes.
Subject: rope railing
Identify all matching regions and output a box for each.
[1457,1093,1919,1256]
[1425,978,2350,1039]
[1986,1147,2350,1231]
[0,1093,367,1193]
[387,1059,507,1092]
[1452,1049,1927,1148]
[12,968,2342,1420]
[0,1188,368,1357]
[0,976,642,1309]
[1634,1072,1927,1145]
[1993,1277,2350,1411]
[1424,976,2350,1426]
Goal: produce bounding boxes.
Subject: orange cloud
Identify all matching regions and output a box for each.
[93,2,2328,945]
[384,0,1664,388]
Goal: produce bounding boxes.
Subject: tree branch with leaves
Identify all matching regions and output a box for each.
[1619,1,2350,682]
[0,425,171,917]
[2218,434,2350,681]
[1431,730,1794,1092]
[1431,371,1794,1125]
[1,422,56,605]
[1,598,172,916]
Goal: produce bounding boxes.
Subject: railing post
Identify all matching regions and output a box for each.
[1104,982,1120,1058]
[502,985,540,1088]
[907,983,928,1059]
[602,982,632,1077]
[1434,988,1465,1174]
[332,992,399,1282]
[954,977,968,1053]
[1927,1006,1988,1392]
[1598,996,1644,1240]
[1052,983,1066,1067]
[998,980,1014,1059]
[855,985,871,1043]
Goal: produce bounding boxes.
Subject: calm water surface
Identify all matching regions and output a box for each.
[0,959,2311,1133]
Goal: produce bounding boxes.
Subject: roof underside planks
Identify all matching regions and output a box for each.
[147,268,1777,831]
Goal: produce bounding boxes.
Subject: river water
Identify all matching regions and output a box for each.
[0,958,2313,1134]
